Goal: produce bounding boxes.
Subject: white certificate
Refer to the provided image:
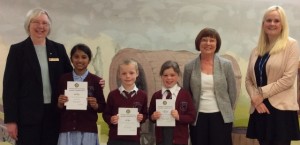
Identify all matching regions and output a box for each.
[117,108,138,135]
[156,99,175,126]
[65,81,88,110]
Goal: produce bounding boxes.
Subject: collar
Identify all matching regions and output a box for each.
[119,84,138,94]
[162,84,180,95]
[72,70,89,82]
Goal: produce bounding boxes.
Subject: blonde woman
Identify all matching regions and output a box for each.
[245,6,300,145]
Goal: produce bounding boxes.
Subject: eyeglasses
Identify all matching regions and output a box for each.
[201,37,216,43]
[30,20,49,27]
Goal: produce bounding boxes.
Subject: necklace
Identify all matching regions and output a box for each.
[258,53,270,86]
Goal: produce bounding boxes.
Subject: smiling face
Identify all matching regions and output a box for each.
[71,49,90,74]
[29,13,50,39]
[161,68,179,89]
[118,63,139,88]
[263,10,282,41]
[199,36,217,55]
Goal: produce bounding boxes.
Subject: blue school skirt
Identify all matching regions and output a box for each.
[58,131,99,145]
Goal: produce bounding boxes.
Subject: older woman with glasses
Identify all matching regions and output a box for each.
[3,8,73,145]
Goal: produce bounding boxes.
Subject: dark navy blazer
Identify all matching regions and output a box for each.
[3,37,73,125]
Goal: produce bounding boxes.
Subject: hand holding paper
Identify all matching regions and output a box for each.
[117,108,139,135]
[65,81,88,110]
[156,99,175,126]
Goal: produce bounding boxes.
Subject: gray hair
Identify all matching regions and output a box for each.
[24,8,52,36]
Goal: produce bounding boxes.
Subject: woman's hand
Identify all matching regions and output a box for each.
[255,103,270,114]
[99,79,105,88]
[6,123,18,140]
[88,97,98,110]
[251,95,264,107]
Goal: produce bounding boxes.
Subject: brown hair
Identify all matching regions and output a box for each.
[159,60,181,76]
[195,27,221,53]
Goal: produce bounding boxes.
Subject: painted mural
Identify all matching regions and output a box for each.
[0,0,300,144]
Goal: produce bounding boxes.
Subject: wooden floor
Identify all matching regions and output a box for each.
[232,127,259,145]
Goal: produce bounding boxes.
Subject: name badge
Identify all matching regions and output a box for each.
[49,58,59,61]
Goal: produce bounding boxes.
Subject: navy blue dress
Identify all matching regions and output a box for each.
[246,53,300,141]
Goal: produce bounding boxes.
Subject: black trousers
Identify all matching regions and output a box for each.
[16,104,59,145]
[190,112,232,145]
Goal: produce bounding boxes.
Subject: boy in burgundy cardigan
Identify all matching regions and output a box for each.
[102,59,148,145]
[149,60,196,145]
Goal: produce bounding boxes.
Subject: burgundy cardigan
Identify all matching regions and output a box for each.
[149,88,196,145]
[102,89,148,142]
[57,72,106,133]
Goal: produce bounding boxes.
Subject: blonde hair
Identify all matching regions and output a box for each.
[117,59,139,74]
[24,8,52,36]
[257,5,289,56]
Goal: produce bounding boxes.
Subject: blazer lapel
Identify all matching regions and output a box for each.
[24,37,42,83]
[191,56,202,101]
[45,38,56,89]
[213,55,223,97]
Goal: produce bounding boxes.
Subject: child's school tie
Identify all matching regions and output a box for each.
[165,90,172,99]
[123,90,136,98]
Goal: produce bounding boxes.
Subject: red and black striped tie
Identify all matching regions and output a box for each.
[123,90,135,98]
[166,90,172,99]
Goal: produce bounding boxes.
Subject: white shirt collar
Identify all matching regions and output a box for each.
[162,84,181,99]
[72,70,89,81]
[162,84,179,94]
[119,84,138,94]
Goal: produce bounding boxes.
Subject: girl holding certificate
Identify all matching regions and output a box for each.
[149,60,196,145]
[57,43,106,145]
[102,59,148,145]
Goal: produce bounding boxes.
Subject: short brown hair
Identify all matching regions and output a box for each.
[195,27,221,53]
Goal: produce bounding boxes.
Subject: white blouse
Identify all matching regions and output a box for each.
[199,72,219,113]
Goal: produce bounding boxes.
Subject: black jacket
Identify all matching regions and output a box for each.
[3,37,73,125]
